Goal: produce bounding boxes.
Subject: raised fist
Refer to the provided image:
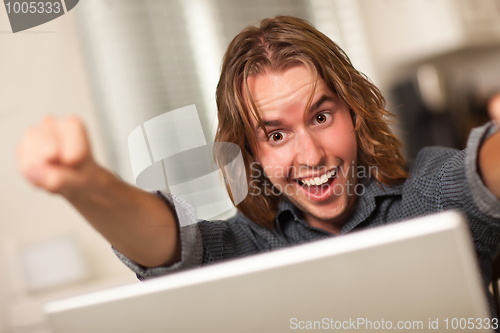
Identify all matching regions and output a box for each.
[17,116,98,196]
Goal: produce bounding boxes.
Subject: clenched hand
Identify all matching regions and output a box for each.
[17,116,98,197]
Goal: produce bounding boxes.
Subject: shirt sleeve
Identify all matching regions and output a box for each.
[441,121,500,319]
[113,191,203,280]
[437,121,500,259]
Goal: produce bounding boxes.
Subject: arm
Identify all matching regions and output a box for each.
[17,116,180,268]
[479,93,500,200]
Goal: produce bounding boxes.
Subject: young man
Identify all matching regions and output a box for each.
[18,16,500,312]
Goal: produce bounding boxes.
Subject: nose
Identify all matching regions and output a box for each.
[294,131,326,167]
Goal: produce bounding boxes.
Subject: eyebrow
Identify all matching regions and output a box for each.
[309,94,334,114]
[255,94,334,131]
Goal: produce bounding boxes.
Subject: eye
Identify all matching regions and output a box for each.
[315,113,330,124]
[269,132,284,142]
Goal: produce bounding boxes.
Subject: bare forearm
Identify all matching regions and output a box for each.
[479,130,500,200]
[64,165,180,268]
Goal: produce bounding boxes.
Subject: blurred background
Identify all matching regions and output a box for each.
[1,0,500,331]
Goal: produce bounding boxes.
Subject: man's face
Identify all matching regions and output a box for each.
[247,65,358,231]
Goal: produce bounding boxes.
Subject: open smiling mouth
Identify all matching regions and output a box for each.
[295,168,338,197]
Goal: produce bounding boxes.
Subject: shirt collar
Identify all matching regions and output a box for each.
[274,178,404,234]
[275,198,304,232]
[340,178,404,234]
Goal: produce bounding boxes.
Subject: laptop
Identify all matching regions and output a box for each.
[43,210,493,332]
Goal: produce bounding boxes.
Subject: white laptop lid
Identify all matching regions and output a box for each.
[43,210,492,332]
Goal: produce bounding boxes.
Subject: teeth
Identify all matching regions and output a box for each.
[299,168,337,186]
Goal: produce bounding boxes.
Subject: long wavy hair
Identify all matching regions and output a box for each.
[215,16,407,229]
